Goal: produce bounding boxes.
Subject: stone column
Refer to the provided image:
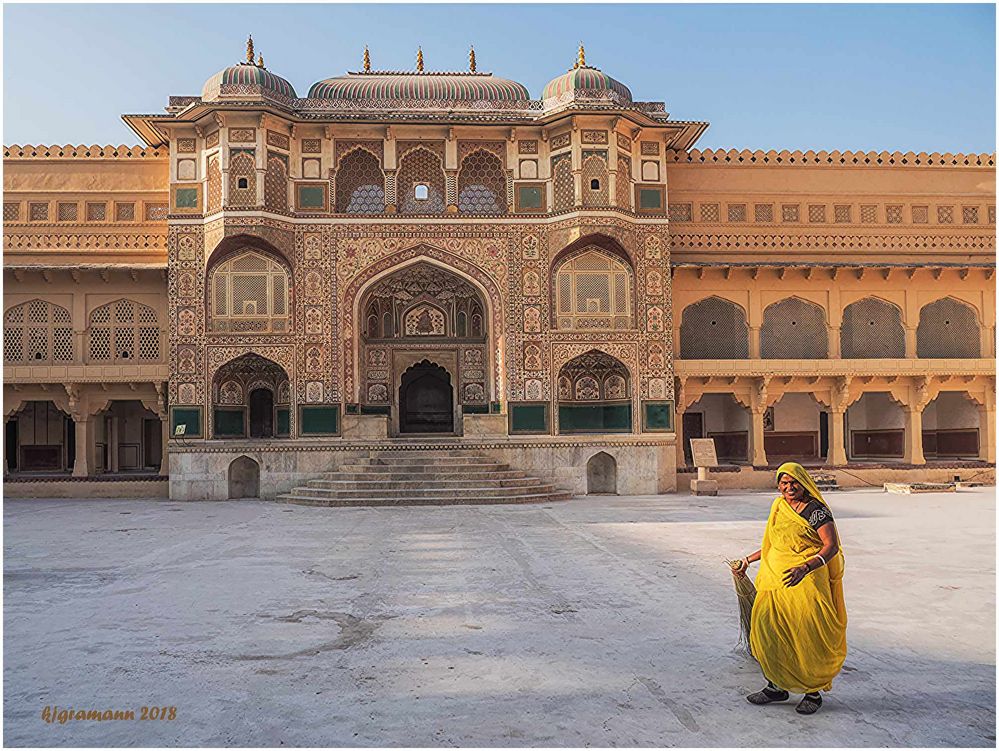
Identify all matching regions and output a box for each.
[748,326,761,358]
[750,409,768,467]
[903,406,926,465]
[904,327,918,358]
[978,405,995,463]
[828,326,841,359]
[675,401,686,469]
[827,409,848,466]
[159,411,170,475]
[71,414,91,477]
[109,416,120,473]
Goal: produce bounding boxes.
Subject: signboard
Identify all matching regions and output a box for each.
[173,424,187,437]
[689,437,719,468]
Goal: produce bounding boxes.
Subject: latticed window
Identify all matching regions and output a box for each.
[458,149,506,214]
[701,203,720,222]
[841,297,905,359]
[616,155,631,209]
[88,299,160,362]
[680,297,749,359]
[916,298,981,358]
[912,205,928,223]
[264,156,288,212]
[228,152,257,207]
[962,206,979,224]
[669,203,692,222]
[580,154,609,208]
[761,298,828,359]
[755,203,774,223]
[3,300,73,364]
[860,205,878,223]
[335,148,384,214]
[834,205,851,223]
[782,204,799,222]
[728,204,746,222]
[554,249,633,330]
[206,154,222,214]
[552,156,574,211]
[398,148,445,214]
[808,204,826,223]
[886,205,903,224]
[936,205,954,224]
[210,251,290,333]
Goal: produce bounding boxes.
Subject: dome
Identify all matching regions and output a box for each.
[202,62,297,102]
[308,72,530,103]
[542,66,632,104]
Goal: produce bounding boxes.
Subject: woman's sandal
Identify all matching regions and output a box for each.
[795,693,822,714]
[746,685,789,705]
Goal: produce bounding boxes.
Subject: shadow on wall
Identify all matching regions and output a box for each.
[228,455,260,499]
[587,451,618,495]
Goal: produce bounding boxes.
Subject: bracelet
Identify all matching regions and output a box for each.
[809,554,827,569]
[742,556,750,570]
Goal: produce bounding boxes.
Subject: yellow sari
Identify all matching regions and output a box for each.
[749,462,847,693]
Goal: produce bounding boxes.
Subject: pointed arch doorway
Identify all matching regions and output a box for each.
[399,360,454,434]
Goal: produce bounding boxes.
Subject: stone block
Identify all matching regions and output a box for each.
[462,413,508,436]
[690,478,719,496]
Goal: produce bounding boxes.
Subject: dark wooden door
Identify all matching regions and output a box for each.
[400,362,453,434]
[249,388,274,438]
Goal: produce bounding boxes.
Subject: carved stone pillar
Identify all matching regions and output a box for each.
[904,327,918,358]
[827,409,848,466]
[904,406,926,465]
[71,415,91,477]
[748,326,761,359]
[750,409,768,467]
[828,326,841,358]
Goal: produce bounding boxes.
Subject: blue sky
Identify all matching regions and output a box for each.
[3,3,995,151]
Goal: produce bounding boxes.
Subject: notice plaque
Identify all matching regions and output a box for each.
[689,438,719,468]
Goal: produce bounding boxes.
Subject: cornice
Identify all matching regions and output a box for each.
[4,233,167,251]
[670,232,994,251]
[168,437,676,454]
[666,148,995,169]
[4,144,167,160]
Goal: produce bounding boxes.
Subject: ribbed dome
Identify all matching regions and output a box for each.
[308,72,530,102]
[202,63,297,102]
[542,66,632,104]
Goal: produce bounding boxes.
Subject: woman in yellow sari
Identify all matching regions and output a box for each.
[731,462,847,715]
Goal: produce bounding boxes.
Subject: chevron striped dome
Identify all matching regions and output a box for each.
[543,66,632,103]
[202,63,297,101]
[308,72,530,102]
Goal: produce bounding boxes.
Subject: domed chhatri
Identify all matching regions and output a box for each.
[202,36,297,102]
[309,46,530,103]
[542,44,632,105]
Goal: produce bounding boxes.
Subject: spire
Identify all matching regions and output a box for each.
[257,54,265,68]
[363,45,371,72]
[246,35,255,64]
[576,42,586,69]
[416,46,424,72]
[469,45,476,72]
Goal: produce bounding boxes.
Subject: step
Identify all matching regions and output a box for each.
[283,484,560,500]
[305,477,544,491]
[276,491,574,507]
[335,462,511,473]
[321,470,531,482]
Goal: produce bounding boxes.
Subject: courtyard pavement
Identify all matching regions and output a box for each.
[3,488,995,747]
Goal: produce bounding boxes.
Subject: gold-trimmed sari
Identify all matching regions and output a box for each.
[749,462,847,693]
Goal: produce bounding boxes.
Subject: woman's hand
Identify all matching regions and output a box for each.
[730,557,750,578]
[782,564,810,587]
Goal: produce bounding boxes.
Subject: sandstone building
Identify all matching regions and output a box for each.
[4,42,995,500]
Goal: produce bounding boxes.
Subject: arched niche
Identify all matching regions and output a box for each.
[212,353,291,439]
[557,350,633,434]
[228,456,260,499]
[841,297,905,359]
[586,451,618,494]
[679,297,749,359]
[761,297,828,359]
[916,297,981,358]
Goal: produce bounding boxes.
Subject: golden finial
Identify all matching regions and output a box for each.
[246,35,255,64]
[469,45,476,72]
[363,45,371,72]
[257,54,265,68]
[577,42,586,69]
[416,46,424,72]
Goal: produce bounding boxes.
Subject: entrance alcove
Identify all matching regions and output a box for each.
[399,360,454,434]
[682,393,751,464]
[921,391,981,459]
[846,392,905,460]
[212,353,291,439]
[765,392,826,464]
[586,451,618,494]
[228,456,260,499]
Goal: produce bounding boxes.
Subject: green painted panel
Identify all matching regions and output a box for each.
[558,403,632,433]
[517,186,542,209]
[175,188,198,208]
[276,408,290,436]
[463,403,489,414]
[642,400,674,432]
[170,407,202,438]
[345,403,360,415]
[214,408,245,437]
[639,188,662,210]
[510,403,548,434]
[298,186,325,208]
[360,404,390,415]
[301,405,339,434]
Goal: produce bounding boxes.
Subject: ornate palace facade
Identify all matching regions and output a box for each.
[4,42,995,499]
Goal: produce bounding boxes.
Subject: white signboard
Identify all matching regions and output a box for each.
[689,437,719,468]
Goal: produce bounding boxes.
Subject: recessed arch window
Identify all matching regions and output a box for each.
[554,248,633,330]
[334,148,384,214]
[209,250,290,333]
[89,299,159,362]
[3,299,73,364]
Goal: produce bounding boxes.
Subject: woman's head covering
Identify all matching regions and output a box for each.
[775,461,826,505]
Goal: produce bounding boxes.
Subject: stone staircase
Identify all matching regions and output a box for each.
[276,449,573,507]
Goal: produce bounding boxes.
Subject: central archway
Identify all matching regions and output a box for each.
[399,360,454,434]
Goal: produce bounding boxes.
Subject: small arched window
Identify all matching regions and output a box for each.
[3,300,73,364]
[457,149,506,214]
[334,148,384,214]
[554,249,633,330]
[210,250,290,333]
[916,297,981,358]
[89,299,159,362]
